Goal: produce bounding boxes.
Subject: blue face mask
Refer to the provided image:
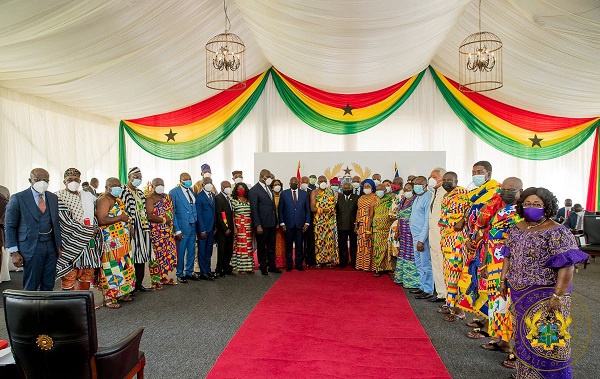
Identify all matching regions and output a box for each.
[110,186,123,197]
[331,186,339,193]
[376,190,385,198]
[182,180,192,189]
[413,185,425,195]
[472,175,486,187]
[132,178,142,187]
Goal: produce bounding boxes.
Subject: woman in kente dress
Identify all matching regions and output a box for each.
[355,179,377,271]
[372,183,394,276]
[394,183,418,287]
[231,182,255,274]
[271,179,287,268]
[501,187,588,378]
[310,176,339,268]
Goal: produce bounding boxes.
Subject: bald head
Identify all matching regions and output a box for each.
[105,177,121,188]
[502,177,523,191]
[30,168,49,182]
[152,178,164,187]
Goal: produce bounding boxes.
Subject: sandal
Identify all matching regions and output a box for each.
[151,284,163,290]
[502,353,517,369]
[238,271,246,275]
[437,306,451,314]
[444,313,466,322]
[481,341,510,353]
[120,295,134,302]
[104,300,121,309]
[162,278,177,285]
[467,328,490,339]
[466,318,486,328]
[373,272,381,277]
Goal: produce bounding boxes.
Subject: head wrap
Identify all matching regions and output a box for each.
[201,163,211,172]
[64,167,81,179]
[128,167,141,176]
[329,177,341,185]
[232,170,242,176]
[361,179,376,191]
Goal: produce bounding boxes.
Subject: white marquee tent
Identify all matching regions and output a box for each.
[1,0,599,203]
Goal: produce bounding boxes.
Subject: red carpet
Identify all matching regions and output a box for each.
[207,270,450,378]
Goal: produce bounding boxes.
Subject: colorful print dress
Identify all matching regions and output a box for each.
[355,193,377,271]
[149,194,177,281]
[313,188,339,265]
[98,198,135,300]
[231,199,255,272]
[387,193,402,258]
[273,193,287,268]
[394,196,418,286]
[373,194,394,272]
[438,186,469,308]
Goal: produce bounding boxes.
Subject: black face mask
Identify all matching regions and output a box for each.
[500,189,518,205]
[343,189,352,196]
[290,183,298,190]
[441,182,455,192]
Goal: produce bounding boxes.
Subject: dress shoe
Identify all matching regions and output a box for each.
[286,266,293,272]
[295,266,305,271]
[429,297,445,303]
[199,274,214,281]
[269,268,283,274]
[135,285,153,292]
[415,293,434,299]
[409,289,424,294]
[209,272,220,279]
[177,277,188,284]
[188,273,201,281]
[216,272,226,278]
[261,269,269,276]
[226,271,236,276]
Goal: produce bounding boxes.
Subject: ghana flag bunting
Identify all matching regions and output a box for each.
[430,67,600,161]
[586,128,600,212]
[271,68,424,134]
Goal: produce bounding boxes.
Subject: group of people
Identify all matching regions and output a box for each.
[1,160,589,378]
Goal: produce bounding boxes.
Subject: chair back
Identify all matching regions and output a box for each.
[3,290,98,379]
[583,215,600,244]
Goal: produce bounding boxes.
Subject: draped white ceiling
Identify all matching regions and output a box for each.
[0,0,598,120]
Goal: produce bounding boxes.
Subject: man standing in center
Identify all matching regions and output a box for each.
[337,181,359,268]
[428,167,447,303]
[278,177,310,271]
[215,180,235,277]
[409,176,434,299]
[196,176,217,280]
[249,169,281,275]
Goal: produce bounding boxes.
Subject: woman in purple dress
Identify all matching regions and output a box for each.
[500,187,588,378]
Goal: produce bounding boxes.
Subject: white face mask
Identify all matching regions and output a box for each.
[385,186,391,193]
[404,191,414,199]
[319,182,328,190]
[300,183,309,191]
[234,177,243,184]
[352,182,360,189]
[223,187,232,195]
[33,180,49,193]
[204,183,214,192]
[154,185,165,194]
[428,177,438,188]
[373,179,381,186]
[363,188,372,195]
[67,181,80,192]
[203,172,212,178]
[565,206,572,211]
[273,185,281,193]
[265,177,273,186]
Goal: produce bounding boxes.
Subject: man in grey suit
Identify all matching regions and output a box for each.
[5,168,62,290]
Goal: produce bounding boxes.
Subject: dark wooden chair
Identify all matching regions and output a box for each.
[3,290,145,379]
[579,215,600,269]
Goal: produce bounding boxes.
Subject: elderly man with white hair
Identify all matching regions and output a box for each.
[428,167,447,304]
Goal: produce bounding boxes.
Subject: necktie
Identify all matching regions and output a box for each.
[565,209,570,218]
[346,195,349,202]
[576,214,584,230]
[185,189,194,204]
[293,190,297,205]
[266,185,272,199]
[39,193,46,213]
[430,189,437,212]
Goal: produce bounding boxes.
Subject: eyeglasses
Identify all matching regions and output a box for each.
[523,202,544,209]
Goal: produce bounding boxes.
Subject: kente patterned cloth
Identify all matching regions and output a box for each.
[457,179,500,317]
[356,193,378,271]
[504,225,588,379]
[438,186,469,308]
[121,185,153,263]
[387,193,402,258]
[149,194,177,281]
[313,188,339,265]
[373,193,394,272]
[98,198,135,300]
[231,199,255,272]
[394,196,418,287]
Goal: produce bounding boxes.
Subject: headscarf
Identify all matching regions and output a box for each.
[64,167,81,178]
[128,167,141,176]
[201,163,211,172]
[329,177,341,185]
[361,179,376,191]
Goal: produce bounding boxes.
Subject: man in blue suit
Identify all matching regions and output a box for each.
[196,177,216,280]
[169,172,198,283]
[278,177,311,271]
[5,168,62,290]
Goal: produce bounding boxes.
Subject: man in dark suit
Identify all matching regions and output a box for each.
[336,181,359,268]
[169,172,198,283]
[249,169,282,275]
[196,177,217,280]
[5,168,62,290]
[215,181,234,277]
[555,198,572,223]
[564,203,593,231]
[278,177,311,271]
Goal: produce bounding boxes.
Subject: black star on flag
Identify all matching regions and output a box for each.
[343,166,352,175]
[165,129,177,142]
[342,103,355,116]
[529,134,543,147]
